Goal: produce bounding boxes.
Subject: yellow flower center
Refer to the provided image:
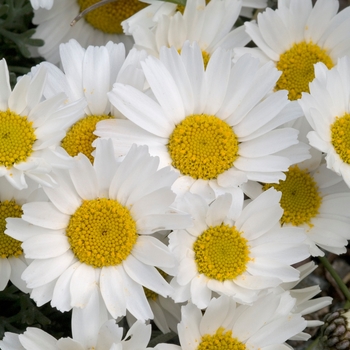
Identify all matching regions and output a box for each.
[77,0,148,34]
[66,198,137,268]
[61,114,113,163]
[0,110,36,168]
[193,224,250,281]
[0,200,23,258]
[275,41,334,100]
[167,114,239,180]
[197,327,246,350]
[331,113,350,164]
[263,165,322,226]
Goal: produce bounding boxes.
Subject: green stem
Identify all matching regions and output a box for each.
[305,336,319,350]
[319,256,350,303]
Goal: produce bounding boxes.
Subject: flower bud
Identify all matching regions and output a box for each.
[320,309,350,350]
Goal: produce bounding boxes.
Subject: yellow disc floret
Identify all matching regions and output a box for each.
[198,327,246,350]
[77,0,148,34]
[0,200,23,258]
[331,113,350,164]
[263,165,322,226]
[0,110,36,167]
[202,50,210,69]
[193,224,250,281]
[276,41,334,100]
[61,114,113,163]
[66,198,137,268]
[168,114,239,180]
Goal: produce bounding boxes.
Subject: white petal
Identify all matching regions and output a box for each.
[239,128,298,157]
[22,202,70,230]
[69,154,98,200]
[0,59,11,110]
[95,319,123,349]
[51,261,81,312]
[119,266,153,321]
[0,258,10,290]
[130,188,176,221]
[247,258,300,282]
[71,286,102,348]
[123,254,173,298]
[6,218,52,242]
[93,139,119,198]
[100,265,126,318]
[27,65,47,111]
[239,204,283,241]
[200,296,230,335]
[22,233,69,259]
[217,168,248,188]
[142,56,185,124]
[233,274,281,290]
[177,303,202,349]
[83,46,110,115]
[123,321,151,350]
[137,213,191,234]
[159,46,194,116]
[181,41,206,114]
[190,274,211,309]
[30,279,56,306]
[248,314,306,347]
[44,169,81,215]
[206,194,231,227]
[8,256,30,293]
[23,250,75,288]
[8,75,30,114]
[132,235,175,268]
[177,257,198,286]
[19,328,57,350]
[108,84,174,137]
[70,263,98,308]
[204,48,231,115]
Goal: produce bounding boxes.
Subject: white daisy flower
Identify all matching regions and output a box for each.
[95,42,310,203]
[0,319,151,350]
[5,139,192,321]
[0,59,86,190]
[234,0,350,100]
[155,293,307,350]
[131,0,250,63]
[31,0,146,64]
[123,0,267,35]
[243,151,350,256]
[169,188,309,308]
[30,0,53,10]
[299,55,350,189]
[31,39,147,163]
[0,177,47,293]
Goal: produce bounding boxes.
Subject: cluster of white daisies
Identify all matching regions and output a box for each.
[1,0,350,349]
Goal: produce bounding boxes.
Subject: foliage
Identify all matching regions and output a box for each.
[0,0,43,85]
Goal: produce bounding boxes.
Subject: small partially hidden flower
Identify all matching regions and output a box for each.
[320,309,350,350]
[0,59,86,190]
